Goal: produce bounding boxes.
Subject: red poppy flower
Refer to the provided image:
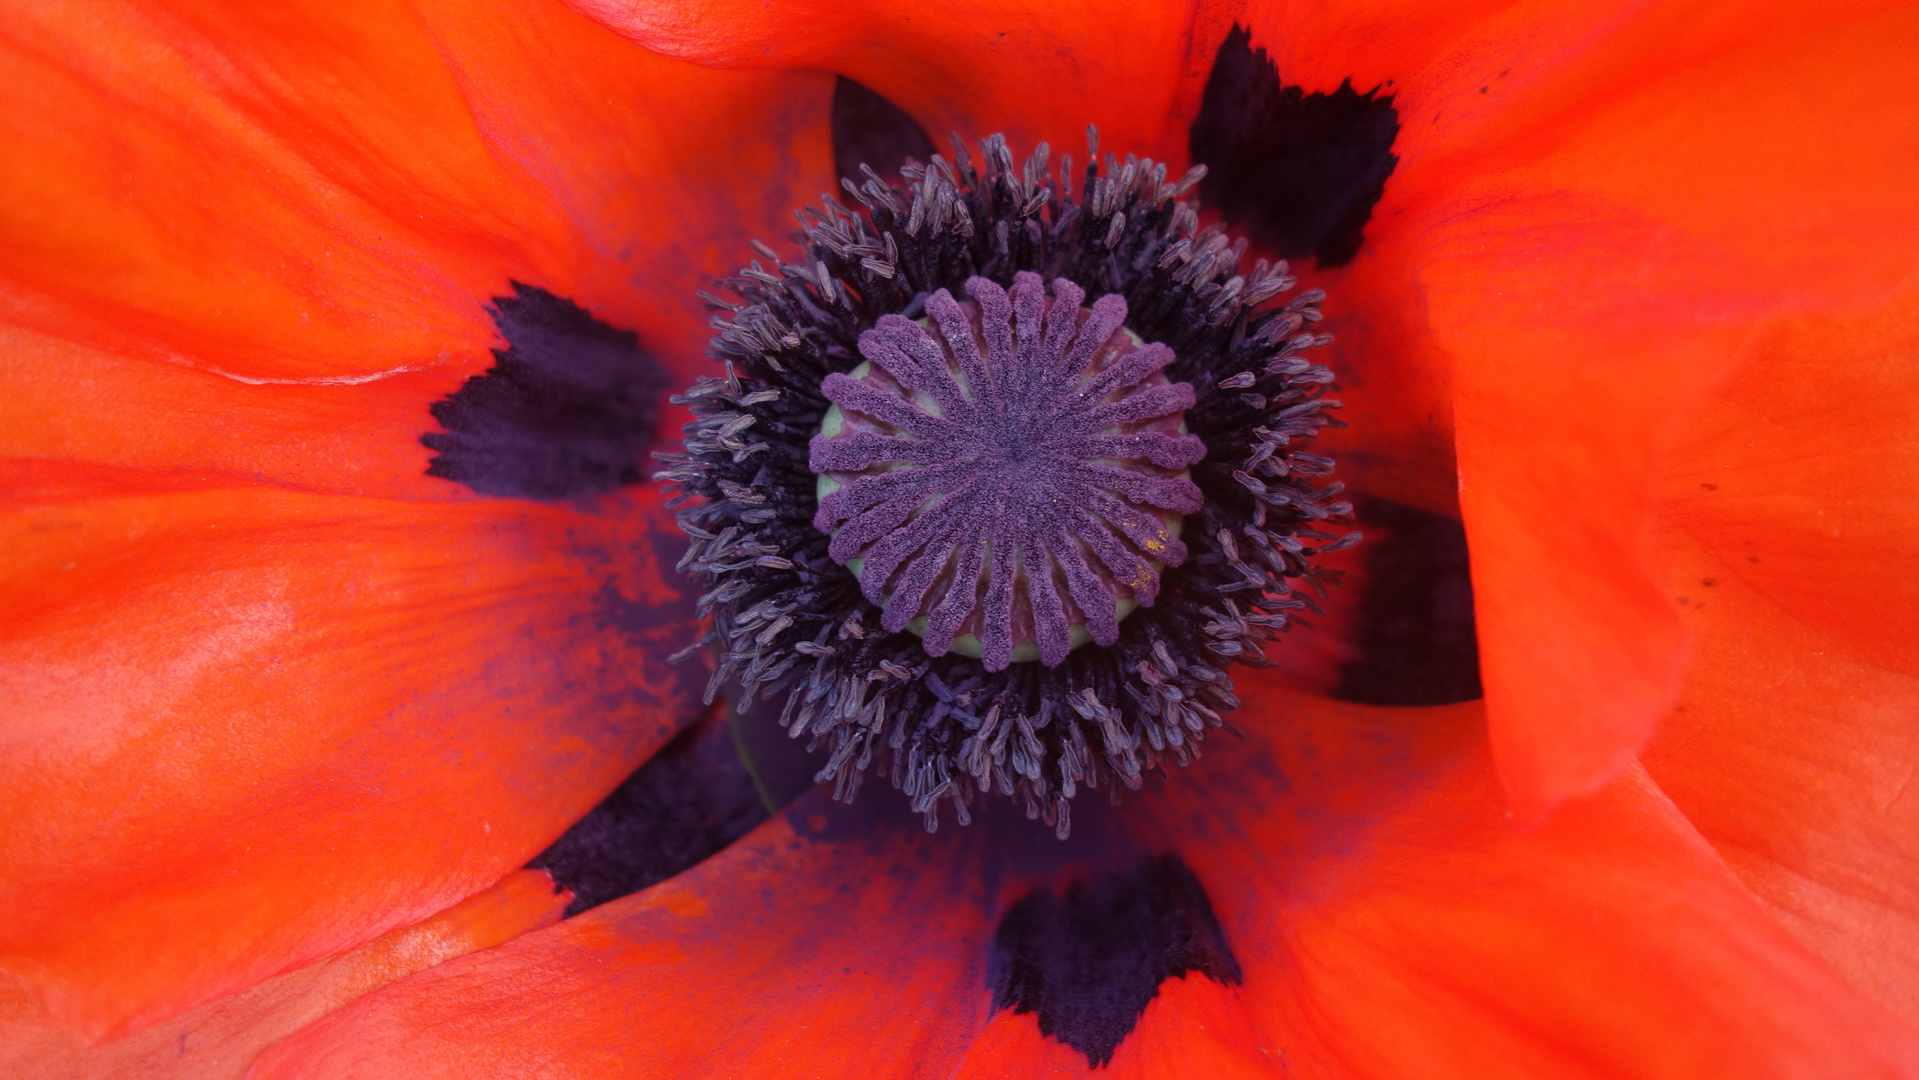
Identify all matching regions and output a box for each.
[3,0,1917,1076]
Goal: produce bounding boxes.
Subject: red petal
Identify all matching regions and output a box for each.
[1201,0,1919,812]
[0,869,567,1080]
[952,976,1279,1079]
[0,482,696,1039]
[403,0,839,372]
[0,0,841,1034]
[1170,713,1916,1077]
[1644,529,1919,1031]
[0,0,834,387]
[1416,2,1919,815]
[1296,230,1464,517]
[0,0,533,381]
[0,0,837,503]
[0,324,479,501]
[564,0,1211,163]
[1655,279,1919,677]
[249,678,1914,1078]
[258,809,996,1079]
[1641,281,1919,1025]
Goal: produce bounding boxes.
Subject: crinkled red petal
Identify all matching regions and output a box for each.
[0,480,693,1038]
[1643,279,1919,1026]
[0,870,568,1080]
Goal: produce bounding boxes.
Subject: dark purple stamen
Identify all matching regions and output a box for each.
[810,273,1206,670]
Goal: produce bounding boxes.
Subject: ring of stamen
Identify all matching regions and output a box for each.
[658,129,1358,838]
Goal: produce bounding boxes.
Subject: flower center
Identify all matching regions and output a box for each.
[810,274,1205,670]
[660,129,1358,837]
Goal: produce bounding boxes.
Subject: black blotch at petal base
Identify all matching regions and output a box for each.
[422,283,669,499]
[988,855,1242,1067]
[528,700,817,917]
[1333,497,1483,706]
[1189,24,1400,267]
[831,76,938,189]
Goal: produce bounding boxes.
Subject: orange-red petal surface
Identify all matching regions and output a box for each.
[1644,529,1919,1033]
[0,480,693,1039]
[249,678,1916,1079]
[567,0,1213,163]
[262,807,997,1079]
[1642,282,1919,1025]
[0,0,832,387]
[402,0,837,370]
[0,869,568,1080]
[0,0,836,495]
[0,0,843,1039]
[0,0,549,382]
[1653,279,1919,677]
[1182,740,1915,1078]
[1415,0,1919,814]
[0,322,486,501]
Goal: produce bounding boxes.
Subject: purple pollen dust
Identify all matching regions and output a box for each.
[809,272,1207,671]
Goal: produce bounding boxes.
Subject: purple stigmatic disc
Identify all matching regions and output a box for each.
[811,271,1207,671]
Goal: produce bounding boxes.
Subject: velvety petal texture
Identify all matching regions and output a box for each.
[1643,280,1919,1027]
[250,680,1918,1079]
[0,870,568,1079]
[564,0,1219,163]
[0,0,834,387]
[0,480,690,1038]
[0,0,837,499]
[1408,0,1919,815]
[0,0,839,1038]
[1238,0,1919,813]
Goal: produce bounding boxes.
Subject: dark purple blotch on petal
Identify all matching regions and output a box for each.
[423,283,668,499]
[832,76,938,190]
[1333,497,1482,706]
[529,700,816,916]
[988,854,1242,1067]
[1189,24,1400,268]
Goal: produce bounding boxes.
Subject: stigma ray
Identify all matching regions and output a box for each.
[812,273,1204,671]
